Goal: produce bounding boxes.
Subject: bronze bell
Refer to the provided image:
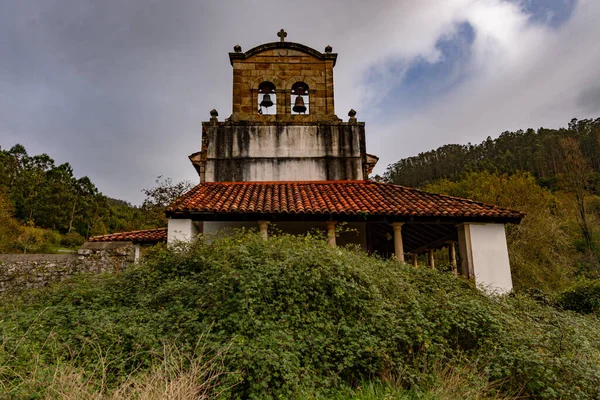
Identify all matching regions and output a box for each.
[260,93,273,108]
[294,86,307,96]
[293,96,306,113]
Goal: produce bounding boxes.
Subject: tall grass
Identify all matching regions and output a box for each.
[0,332,234,399]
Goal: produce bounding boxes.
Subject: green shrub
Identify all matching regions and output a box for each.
[1,232,600,399]
[60,231,86,248]
[15,225,61,253]
[556,279,600,314]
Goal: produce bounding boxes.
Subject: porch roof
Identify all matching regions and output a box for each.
[166,180,524,223]
[89,228,167,244]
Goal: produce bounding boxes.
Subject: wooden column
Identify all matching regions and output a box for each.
[412,253,418,268]
[326,221,337,247]
[258,220,268,240]
[428,249,435,269]
[391,222,404,262]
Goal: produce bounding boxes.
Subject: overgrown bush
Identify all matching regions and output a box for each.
[14,224,61,253]
[556,278,600,314]
[60,231,86,248]
[1,232,600,399]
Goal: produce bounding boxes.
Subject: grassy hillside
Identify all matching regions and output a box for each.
[2,232,600,399]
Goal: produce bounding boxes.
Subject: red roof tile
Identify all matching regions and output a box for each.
[89,228,167,244]
[166,181,524,222]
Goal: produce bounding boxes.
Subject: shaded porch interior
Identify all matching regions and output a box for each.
[197,219,460,271]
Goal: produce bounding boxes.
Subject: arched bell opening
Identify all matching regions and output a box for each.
[291,82,309,115]
[258,81,276,115]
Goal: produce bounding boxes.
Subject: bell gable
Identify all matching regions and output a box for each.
[229,30,339,122]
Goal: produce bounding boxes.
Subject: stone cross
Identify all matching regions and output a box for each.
[277,29,287,42]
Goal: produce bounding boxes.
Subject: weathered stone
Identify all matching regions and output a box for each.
[0,242,135,293]
[230,42,338,122]
[199,122,366,182]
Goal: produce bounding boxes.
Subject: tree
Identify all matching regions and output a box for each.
[556,137,596,263]
[0,191,21,253]
[384,117,600,194]
[141,176,194,227]
[67,176,99,233]
[0,144,175,238]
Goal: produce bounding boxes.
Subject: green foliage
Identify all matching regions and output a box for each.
[0,191,21,253]
[384,117,600,287]
[384,117,600,192]
[2,232,600,399]
[141,175,194,227]
[0,144,110,237]
[16,224,61,253]
[60,231,86,248]
[556,279,600,314]
[0,144,186,243]
[425,171,573,292]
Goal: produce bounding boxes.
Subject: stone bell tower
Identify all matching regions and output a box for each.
[189,30,375,183]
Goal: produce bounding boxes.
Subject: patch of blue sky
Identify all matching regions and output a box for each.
[366,21,475,117]
[507,0,577,28]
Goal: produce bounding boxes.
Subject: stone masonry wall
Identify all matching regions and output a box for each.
[0,242,135,293]
[231,48,337,122]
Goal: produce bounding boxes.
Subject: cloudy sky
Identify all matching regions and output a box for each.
[1,0,599,204]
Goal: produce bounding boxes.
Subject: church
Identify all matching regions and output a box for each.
[93,30,523,294]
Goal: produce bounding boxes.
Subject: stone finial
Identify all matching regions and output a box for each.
[324,45,332,53]
[233,44,242,53]
[210,109,218,123]
[277,29,287,42]
[348,109,357,123]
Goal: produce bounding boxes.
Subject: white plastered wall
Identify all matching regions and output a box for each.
[167,219,199,244]
[204,125,364,182]
[457,223,513,294]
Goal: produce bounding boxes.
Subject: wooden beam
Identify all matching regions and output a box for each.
[411,233,457,254]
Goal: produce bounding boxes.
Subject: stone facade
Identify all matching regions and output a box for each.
[188,34,368,183]
[229,42,338,122]
[0,242,135,293]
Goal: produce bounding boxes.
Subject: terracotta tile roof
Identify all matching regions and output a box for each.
[166,181,524,222]
[89,228,167,244]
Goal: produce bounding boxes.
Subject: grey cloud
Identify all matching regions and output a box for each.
[0,0,595,204]
[577,86,600,115]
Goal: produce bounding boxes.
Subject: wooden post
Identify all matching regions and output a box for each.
[391,222,404,262]
[428,249,435,269]
[326,221,336,247]
[258,221,268,240]
[412,253,418,268]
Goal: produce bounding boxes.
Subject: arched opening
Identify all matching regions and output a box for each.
[258,81,276,115]
[291,82,309,115]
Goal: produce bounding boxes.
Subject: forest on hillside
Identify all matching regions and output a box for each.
[0,144,192,253]
[383,118,600,191]
[383,117,600,292]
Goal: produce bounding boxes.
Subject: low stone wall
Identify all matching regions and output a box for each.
[0,242,135,293]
